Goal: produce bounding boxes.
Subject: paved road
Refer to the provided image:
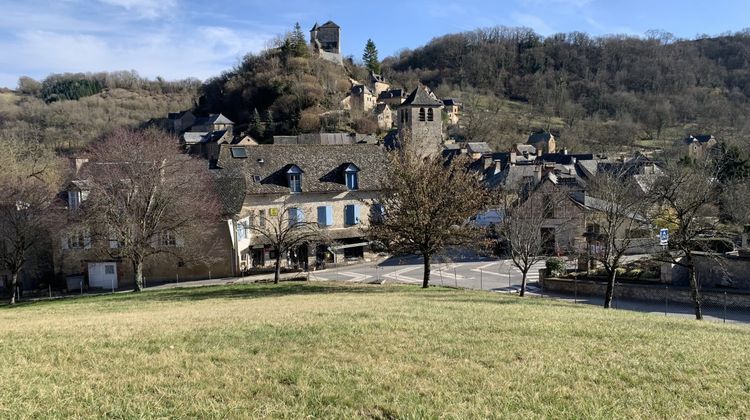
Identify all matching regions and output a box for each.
[307,256,546,294]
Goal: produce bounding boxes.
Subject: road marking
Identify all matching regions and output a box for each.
[339,272,374,283]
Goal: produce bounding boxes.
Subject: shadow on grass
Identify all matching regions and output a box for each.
[0,281,462,309]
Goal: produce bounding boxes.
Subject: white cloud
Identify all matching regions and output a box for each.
[97,0,177,19]
[511,13,555,35]
[0,25,274,86]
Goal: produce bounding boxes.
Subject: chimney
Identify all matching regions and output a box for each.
[70,158,89,175]
[562,148,568,155]
[483,155,493,170]
[571,157,577,164]
[494,159,503,173]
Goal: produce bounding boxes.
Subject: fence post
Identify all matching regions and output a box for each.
[480,268,483,290]
[508,266,511,292]
[665,285,668,317]
[80,279,83,296]
[439,266,443,286]
[454,267,458,288]
[574,277,578,304]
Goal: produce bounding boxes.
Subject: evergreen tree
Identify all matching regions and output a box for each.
[250,107,263,138]
[291,22,309,57]
[265,109,275,138]
[362,39,380,73]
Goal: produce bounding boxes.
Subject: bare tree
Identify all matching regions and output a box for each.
[0,178,60,304]
[83,128,220,292]
[367,142,490,288]
[586,173,651,308]
[648,159,721,320]
[243,200,321,284]
[498,183,550,296]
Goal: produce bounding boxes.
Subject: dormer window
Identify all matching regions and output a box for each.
[344,163,360,191]
[286,165,303,193]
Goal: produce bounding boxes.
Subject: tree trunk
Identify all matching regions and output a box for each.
[9,272,18,305]
[133,259,144,292]
[688,265,703,320]
[603,269,616,309]
[422,253,431,289]
[274,251,281,285]
[519,270,527,297]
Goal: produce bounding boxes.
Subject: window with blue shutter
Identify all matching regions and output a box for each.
[317,205,333,227]
[289,207,303,227]
[344,204,360,225]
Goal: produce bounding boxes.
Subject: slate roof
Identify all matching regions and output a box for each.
[215,144,388,196]
[442,98,460,107]
[273,133,366,145]
[378,89,405,101]
[467,142,493,155]
[528,131,554,144]
[683,134,715,144]
[351,84,372,96]
[400,86,443,108]
[193,113,234,127]
[374,103,390,114]
[319,21,340,29]
[515,144,537,155]
[538,153,594,165]
[569,191,647,223]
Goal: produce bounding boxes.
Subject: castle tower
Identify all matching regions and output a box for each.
[310,21,342,64]
[397,85,443,156]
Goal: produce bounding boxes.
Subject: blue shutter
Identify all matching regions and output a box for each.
[345,205,354,225]
[353,205,360,225]
[289,208,298,227]
[317,206,326,226]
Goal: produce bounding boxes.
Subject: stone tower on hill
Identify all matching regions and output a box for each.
[310,21,343,65]
[397,85,444,156]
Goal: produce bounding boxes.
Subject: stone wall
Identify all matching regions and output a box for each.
[661,252,750,289]
[542,276,750,309]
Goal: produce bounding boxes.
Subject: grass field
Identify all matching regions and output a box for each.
[1,282,749,418]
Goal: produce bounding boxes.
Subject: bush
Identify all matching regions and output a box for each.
[546,258,566,277]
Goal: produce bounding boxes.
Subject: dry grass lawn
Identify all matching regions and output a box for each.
[1,282,749,418]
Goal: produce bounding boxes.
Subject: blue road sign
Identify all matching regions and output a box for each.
[659,228,669,246]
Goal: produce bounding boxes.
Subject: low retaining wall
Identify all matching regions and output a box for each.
[542,277,750,309]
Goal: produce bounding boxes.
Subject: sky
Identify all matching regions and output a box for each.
[0,0,748,89]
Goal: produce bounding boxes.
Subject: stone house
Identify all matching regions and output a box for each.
[377,89,406,106]
[527,131,556,154]
[215,143,388,272]
[442,99,461,125]
[397,86,444,156]
[374,103,392,130]
[369,71,390,97]
[54,161,233,290]
[683,135,717,158]
[191,113,234,133]
[350,84,376,115]
[167,110,196,133]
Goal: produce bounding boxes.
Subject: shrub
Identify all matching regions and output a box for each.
[546,258,566,277]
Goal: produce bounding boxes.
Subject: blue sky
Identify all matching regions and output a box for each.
[0,0,748,89]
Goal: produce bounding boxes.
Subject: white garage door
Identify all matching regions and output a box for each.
[88,262,118,289]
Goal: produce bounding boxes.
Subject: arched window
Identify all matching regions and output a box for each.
[427,108,434,121]
[418,108,426,121]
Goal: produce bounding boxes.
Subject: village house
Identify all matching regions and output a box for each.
[683,134,717,158]
[377,89,406,106]
[54,159,233,290]
[442,99,461,125]
[527,131,557,154]
[273,133,377,145]
[350,84,377,115]
[373,103,392,130]
[369,71,390,97]
[215,143,388,273]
